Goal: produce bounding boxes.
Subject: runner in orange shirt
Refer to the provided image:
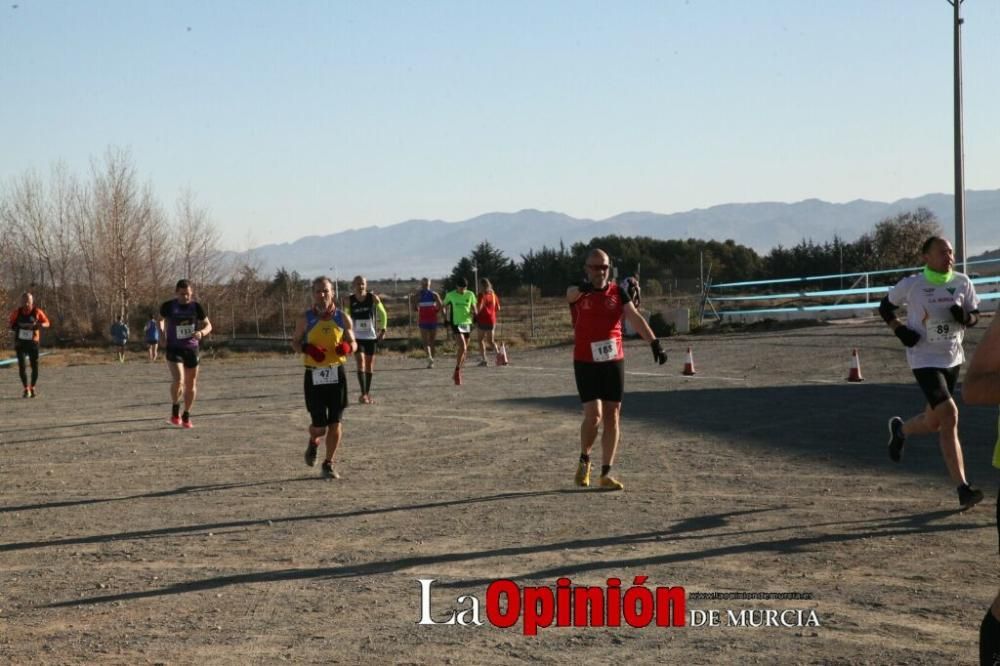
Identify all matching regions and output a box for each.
[475,279,501,366]
[8,292,51,398]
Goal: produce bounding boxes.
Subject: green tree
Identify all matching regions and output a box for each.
[520,241,577,296]
[445,241,519,293]
[868,207,942,270]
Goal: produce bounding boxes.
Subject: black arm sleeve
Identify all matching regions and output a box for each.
[195,302,207,320]
[618,283,632,306]
[878,296,898,325]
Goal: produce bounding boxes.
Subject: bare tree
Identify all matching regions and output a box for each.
[174,189,222,286]
[0,148,227,337]
[90,147,157,323]
[139,196,172,305]
[71,182,105,322]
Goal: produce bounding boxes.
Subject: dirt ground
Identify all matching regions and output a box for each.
[2,317,999,665]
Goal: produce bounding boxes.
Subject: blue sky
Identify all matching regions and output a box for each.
[2,0,998,250]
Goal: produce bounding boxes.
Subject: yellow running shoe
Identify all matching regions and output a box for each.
[599,475,624,491]
[574,461,592,487]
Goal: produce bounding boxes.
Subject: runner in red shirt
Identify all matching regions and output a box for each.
[567,249,666,491]
[475,278,501,366]
[8,292,50,398]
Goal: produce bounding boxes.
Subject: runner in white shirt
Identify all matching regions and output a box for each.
[879,236,983,509]
[348,276,387,404]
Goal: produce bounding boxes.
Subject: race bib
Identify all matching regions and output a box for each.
[457,324,471,334]
[311,367,340,385]
[926,318,960,344]
[355,319,376,339]
[176,324,195,339]
[590,338,618,362]
[17,328,33,341]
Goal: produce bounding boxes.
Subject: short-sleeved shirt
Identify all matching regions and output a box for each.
[160,299,207,351]
[9,306,49,345]
[417,289,441,325]
[477,291,501,326]
[571,282,633,363]
[443,290,477,326]
[887,271,980,369]
[145,320,161,342]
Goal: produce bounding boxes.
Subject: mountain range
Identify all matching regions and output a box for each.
[232,189,1000,279]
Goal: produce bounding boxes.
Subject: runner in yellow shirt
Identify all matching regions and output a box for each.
[291,276,357,479]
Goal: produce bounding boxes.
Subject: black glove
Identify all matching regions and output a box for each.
[627,281,640,306]
[651,339,667,365]
[894,326,920,348]
[949,304,968,325]
[577,280,594,294]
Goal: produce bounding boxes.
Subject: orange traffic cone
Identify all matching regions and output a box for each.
[682,347,697,376]
[847,348,864,382]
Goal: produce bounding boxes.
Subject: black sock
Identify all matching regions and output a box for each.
[182,410,190,422]
[365,372,373,393]
[579,454,590,464]
[357,371,365,393]
[980,609,1000,666]
[601,465,611,477]
[172,403,181,418]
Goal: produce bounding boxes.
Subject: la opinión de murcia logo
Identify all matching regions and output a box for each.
[417,578,821,634]
[418,577,684,634]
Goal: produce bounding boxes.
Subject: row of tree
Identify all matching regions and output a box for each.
[444,209,943,297]
[1,147,222,337]
[2,147,947,340]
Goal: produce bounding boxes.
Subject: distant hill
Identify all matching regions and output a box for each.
[229,189,1000,279]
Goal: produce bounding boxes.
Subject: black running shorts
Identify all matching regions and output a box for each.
[574,360,625,403]
[356,339,377,357]
[166,348,200,369]
[304,366,348,427]
[912,366,960,409]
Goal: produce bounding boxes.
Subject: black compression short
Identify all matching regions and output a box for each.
[574,360,625,403]
[912,366,960,409]
[304,366,348,427]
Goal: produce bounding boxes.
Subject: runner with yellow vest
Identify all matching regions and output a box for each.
[291,276,357,480]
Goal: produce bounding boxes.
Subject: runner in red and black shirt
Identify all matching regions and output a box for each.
[8,292,50,398]
[566,249,666,491]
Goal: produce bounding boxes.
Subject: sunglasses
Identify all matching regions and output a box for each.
[586,264,610,271]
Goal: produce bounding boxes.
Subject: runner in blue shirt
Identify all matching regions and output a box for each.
[144,315,161,362]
